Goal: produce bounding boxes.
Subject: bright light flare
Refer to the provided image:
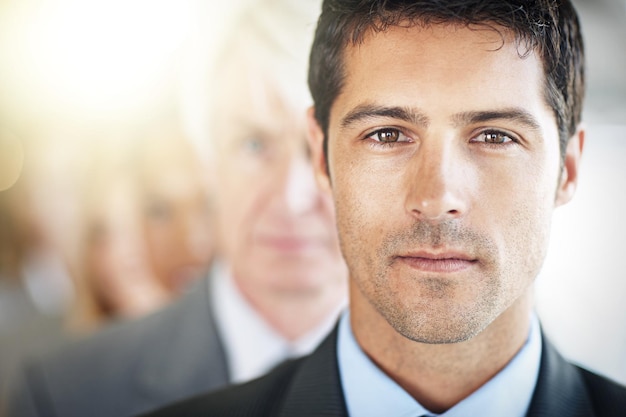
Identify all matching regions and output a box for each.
[6,0,195,121]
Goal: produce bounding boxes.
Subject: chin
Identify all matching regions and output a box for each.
[270,271,330,295]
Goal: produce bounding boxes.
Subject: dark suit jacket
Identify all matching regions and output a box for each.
[143,325,626,417]
[4,275,230,417]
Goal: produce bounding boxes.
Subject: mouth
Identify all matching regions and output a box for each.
[258,235,321,252]
[170,266,206,290]
[395,250,477,273]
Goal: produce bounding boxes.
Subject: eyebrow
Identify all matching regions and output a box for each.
[340,104,430,129]
[340,104,542,132]
[452,108,542,132]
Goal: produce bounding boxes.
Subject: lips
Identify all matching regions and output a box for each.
[170,266,206,291]
[258,235,321,252]
[396,250,477,273]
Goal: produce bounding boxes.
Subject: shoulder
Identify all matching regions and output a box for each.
[5,277,226,417]
[141,326,347,417]
[530,334,626,417]
[141,358,304,417]
[578,366,626,416]
[34,280,211,379]
[4,313,168,416]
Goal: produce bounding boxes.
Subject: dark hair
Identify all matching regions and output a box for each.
[308,0,585,162]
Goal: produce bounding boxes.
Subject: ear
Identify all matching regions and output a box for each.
[555,125,585,206]
[306,107,332,193]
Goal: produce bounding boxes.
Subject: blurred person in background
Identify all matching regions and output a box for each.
[0,121,216,403]
[0,133,80,327]
[67,123,214,332]
[4,0,348,416]
[66,135,167,332]
[0,131,81,403]
[134,125,215,296]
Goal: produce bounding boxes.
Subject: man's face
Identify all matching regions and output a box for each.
[141,140,214,293]
[212,56,346,299]
[310,24,581,343]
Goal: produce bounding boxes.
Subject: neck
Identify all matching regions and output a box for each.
[352,289,533,413]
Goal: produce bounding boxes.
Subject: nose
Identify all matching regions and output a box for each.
[180,209,213,264]
[284,155,318,215]
[405,140,468,221]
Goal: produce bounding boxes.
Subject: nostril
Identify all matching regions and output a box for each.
[410,192,466,221]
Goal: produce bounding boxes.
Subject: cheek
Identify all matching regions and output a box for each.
[331,145,417,219]
[319,191,341,231]
[214,167,270,251]
[486,168,556,288]
[215,186,248,249]
[89,246,110,279]
[331,164,397,263]
[146,224,174,256]
[475,151,557,222]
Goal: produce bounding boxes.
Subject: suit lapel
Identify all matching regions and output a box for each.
[526,334,596,417]
[135,272,230,402]
[279,326,349,417]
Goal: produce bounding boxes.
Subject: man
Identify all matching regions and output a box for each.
[143,0,626,416]
[2,1,347,416]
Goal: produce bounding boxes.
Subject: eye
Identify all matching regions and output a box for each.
[367,128,410,143]
[241,137,266,154]
[146,199,173,222]
[88,223,108,246]
[472,130,517,144]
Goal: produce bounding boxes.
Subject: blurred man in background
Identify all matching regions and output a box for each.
[3,0,348,416]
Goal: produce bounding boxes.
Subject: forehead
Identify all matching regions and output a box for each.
[140,141,205,193]
[333,23,548,123]
[211,35,311,127]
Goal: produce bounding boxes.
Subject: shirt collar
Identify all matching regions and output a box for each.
[338,311,542,417]
[211,262,342,383]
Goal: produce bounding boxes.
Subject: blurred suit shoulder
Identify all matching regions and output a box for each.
[4,275,229,417]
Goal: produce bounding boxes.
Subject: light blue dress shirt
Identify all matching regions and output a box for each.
[337,311,541,417]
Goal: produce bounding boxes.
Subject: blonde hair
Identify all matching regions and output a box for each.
[184,0,322,161]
